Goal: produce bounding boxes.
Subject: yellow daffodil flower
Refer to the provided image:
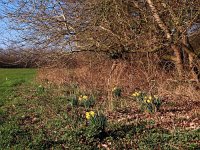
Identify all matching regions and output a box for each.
[89,111,95,117]
[147,99,151,103]
[132,93,137,96]
[85,111,95,120]
[82,95,88,100]
[78,96,83,101]
[149,96,152,100]
[86,112,90,119]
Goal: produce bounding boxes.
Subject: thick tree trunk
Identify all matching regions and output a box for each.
[182,35,198,80]
[146,0,184,78]
[188,54,198,80]
[171,44,184,77]
[146,0,171,39]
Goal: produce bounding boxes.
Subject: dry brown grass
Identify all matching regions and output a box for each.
[36,52,200,129]
[36,52,200,99]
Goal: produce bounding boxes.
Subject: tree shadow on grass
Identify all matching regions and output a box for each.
[98,121,146,141]
[98,121,170,143]
[161,101,200,113]
[29,140,66,150]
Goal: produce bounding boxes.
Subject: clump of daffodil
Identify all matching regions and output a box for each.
[78,95,88,101]
[112,87,122,97]
[132,91,141,97]
[85,111,107,138]
[69,94,95,108]
[78,94,95,108]
[86,111,95,120]
[132,91,162,113]
[145,96,152,103]
[132,91,144,103]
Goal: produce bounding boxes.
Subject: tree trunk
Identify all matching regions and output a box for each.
[182,35,198,80]
[146,0,171,39]
[146,0,185,78]
[171,44,184,78]
[188,54,198,80]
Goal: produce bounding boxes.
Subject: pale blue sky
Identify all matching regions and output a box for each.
[0,2,20,49]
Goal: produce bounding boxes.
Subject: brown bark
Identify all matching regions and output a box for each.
[182,35,198,80]
[171,44,184,77]
[146,0,184,77]
[188,54,197,80]
[146,0,171,40]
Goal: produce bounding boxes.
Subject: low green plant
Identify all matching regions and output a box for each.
[36,85,45,94]
[85,111,107,139]
[132,91,162,113]
[68,95,78,107]
[112,87,122,97]
[68,94,95,108]
[78,95,95,108]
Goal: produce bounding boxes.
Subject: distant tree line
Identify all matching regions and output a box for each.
[0,47,75,68]
[0,47,38,68]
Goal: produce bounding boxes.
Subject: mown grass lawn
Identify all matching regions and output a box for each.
[0,68,36,94]
[0,68,36,149]
[0,68,36,105]
[0,68,199,149]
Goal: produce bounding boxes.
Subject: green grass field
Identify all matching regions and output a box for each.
[0,68,36,106]
[0,68,36,93]
[0,69,199,149]
[0,69,37,149]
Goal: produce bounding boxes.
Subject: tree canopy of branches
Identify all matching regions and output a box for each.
[1,0,200,78]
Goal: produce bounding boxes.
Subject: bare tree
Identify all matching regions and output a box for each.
[145,0,200,78]
[0,0,79,50]
[1,0,200,79]
[79,0,200,78]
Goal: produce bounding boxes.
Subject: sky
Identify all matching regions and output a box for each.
[0,20,21,49]
[0,19,11,48]
[0,2,19,49]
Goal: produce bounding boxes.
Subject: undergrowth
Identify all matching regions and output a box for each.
[0,70,199,149]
